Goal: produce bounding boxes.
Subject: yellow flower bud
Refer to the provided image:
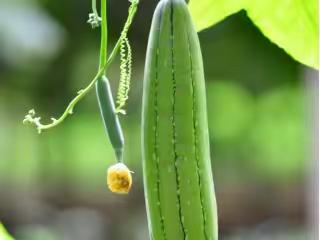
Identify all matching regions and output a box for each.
[107,163,132,194]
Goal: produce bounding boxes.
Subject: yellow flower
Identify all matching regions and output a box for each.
[107,163,132,194]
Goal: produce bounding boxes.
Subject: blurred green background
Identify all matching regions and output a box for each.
[0,0,317,239]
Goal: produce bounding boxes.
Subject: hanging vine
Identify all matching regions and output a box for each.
[23,0,139,133]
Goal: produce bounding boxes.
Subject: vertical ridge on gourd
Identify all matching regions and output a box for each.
[142,0,218,239]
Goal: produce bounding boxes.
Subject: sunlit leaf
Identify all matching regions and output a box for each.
[189,0,318,69]
[0,223,14,240]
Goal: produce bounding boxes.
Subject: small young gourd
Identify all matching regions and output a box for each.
[96,75,125,162]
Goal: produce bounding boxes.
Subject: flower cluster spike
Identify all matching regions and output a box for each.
[87,13,101,28]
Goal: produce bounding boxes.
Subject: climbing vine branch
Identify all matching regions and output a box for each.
[23,0,139,133]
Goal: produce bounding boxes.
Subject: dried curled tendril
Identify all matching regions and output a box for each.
[23,0,139,133]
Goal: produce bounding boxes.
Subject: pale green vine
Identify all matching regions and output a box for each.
[23,0,139,133]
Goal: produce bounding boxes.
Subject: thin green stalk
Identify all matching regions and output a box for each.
[92,0,99,16]
[99,0,108,69]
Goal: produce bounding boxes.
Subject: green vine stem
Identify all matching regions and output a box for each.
[99,0,108,69]
[91,0,99,16]
[23,0,139,134]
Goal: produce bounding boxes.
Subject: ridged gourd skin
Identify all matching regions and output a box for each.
[142,0,218,239]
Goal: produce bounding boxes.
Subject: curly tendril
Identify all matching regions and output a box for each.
[116,37,132,114]
[115,0,138,114]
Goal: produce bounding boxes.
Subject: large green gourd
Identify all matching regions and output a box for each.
[142,0,218,239]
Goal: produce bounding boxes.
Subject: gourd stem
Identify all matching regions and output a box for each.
[99,0,108,69]
[92,0,99,16]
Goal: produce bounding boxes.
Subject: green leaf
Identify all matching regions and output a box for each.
[0,223,14,240]
[189,0,318,69]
